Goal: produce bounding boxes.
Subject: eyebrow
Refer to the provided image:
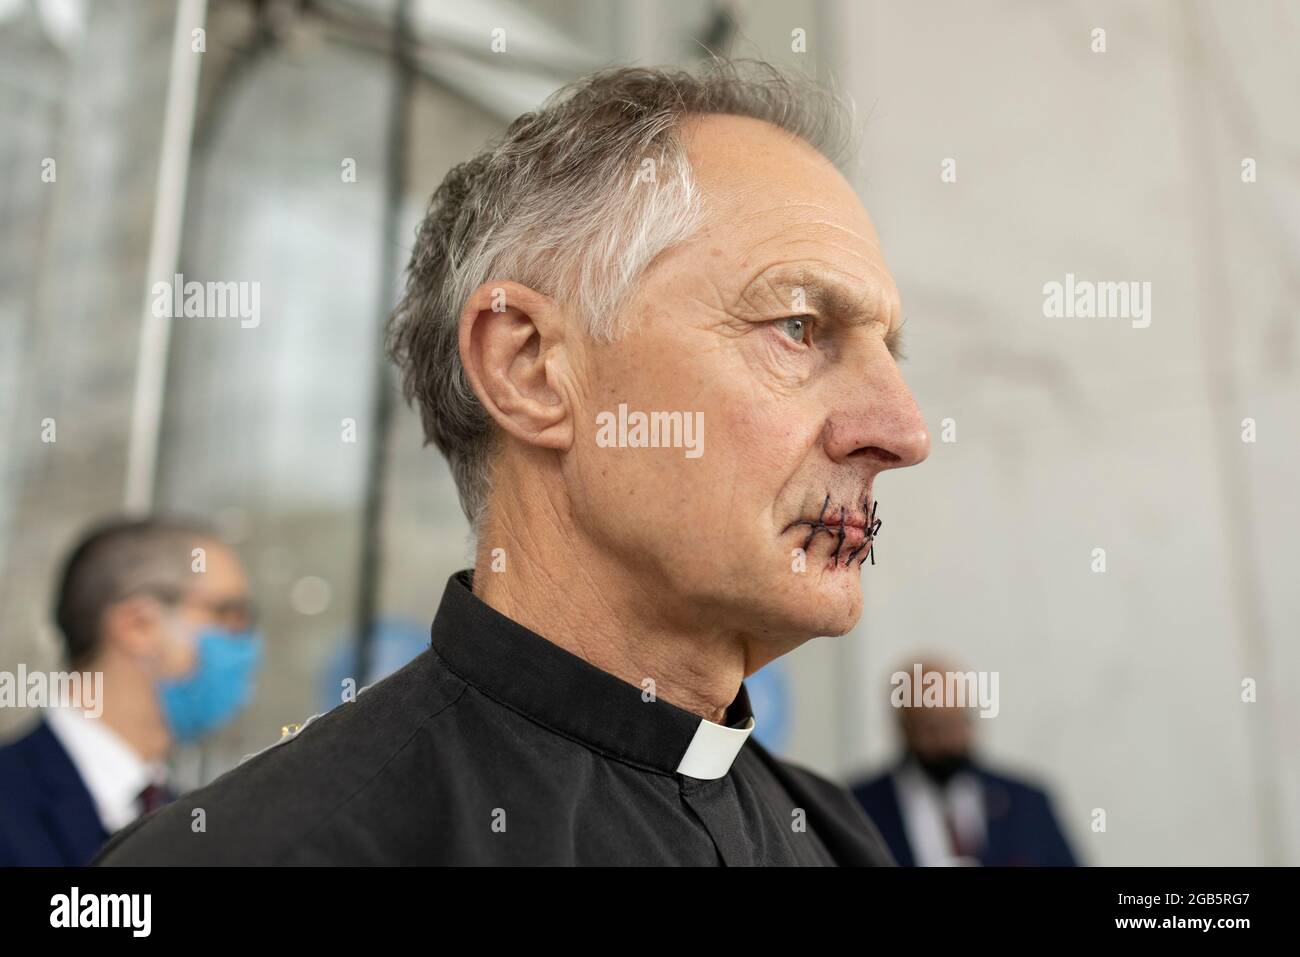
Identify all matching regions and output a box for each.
[749,267,908,360]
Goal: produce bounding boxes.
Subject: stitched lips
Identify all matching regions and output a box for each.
[786,496,881,566]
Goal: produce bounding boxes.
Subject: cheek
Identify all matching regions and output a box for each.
[160,629,199,679]
[573,343,814,546]
[729,401,800,453]
[724,398,816,494]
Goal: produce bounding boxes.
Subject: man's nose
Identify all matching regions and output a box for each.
[823,361,931,470]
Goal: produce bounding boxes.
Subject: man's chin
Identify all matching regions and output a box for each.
[757,563,865,638]
[805,567,865,635]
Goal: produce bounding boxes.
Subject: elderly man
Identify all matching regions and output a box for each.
[95,60,929,866]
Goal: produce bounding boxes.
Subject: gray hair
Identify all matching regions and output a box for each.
[387,59,855,531]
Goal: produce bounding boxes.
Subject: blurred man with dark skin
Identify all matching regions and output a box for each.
[852,658,1079,866]
[0,518,262,865]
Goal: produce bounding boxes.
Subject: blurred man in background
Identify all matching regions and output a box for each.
[0,518,262,865]
[852,658,1078,866]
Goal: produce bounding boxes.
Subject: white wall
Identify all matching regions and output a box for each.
[781,0,1298,866]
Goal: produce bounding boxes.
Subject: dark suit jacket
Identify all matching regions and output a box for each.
[0,719,109,866]
[852,760,1079,866]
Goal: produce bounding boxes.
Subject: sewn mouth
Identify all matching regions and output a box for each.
[784,496,882,567]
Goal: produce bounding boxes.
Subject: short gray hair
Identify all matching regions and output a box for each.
[387,59,854,530]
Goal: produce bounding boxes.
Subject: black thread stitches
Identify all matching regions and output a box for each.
[787,495,882,567]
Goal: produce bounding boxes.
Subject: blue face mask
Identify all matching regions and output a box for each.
[158,628,263,743]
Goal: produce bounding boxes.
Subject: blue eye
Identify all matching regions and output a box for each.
[777,316,811,344]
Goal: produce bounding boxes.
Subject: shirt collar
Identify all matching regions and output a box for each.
[430,570,756,780]
[45,706,168,832]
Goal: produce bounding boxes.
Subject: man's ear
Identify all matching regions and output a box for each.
[458,281,574,451]
[101,595,166,660]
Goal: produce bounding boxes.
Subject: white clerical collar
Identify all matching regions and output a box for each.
[675,711,756,780]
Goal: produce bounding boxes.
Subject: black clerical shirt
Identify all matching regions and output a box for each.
[93,571,895,866]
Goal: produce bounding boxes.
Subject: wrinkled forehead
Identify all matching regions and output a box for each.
[676,113,892,305]
[679,113,880,248]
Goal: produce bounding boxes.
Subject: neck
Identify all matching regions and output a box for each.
[86,651,172,763]
[473,481,746,725]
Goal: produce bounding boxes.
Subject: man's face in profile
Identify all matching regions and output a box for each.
[563,114,929,665]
